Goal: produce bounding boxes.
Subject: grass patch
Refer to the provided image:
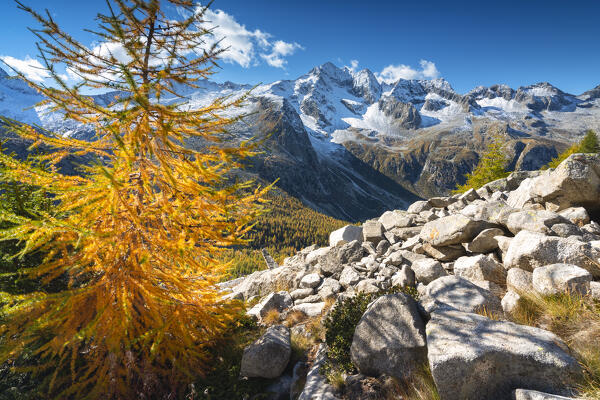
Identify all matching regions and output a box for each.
[509,291,600,398]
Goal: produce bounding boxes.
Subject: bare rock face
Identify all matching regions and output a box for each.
[506,210,566,235]
[463,227,504,253]
[350,294,427,380]
[427,308,581,400]
[504,230,600,278]
[330,225,363,247]
[507,154,600,213]
[411,258,448,284]
[363,221,386,245]
[420,215,490,247]
[240,325,291,379]
[532,264,592,295]
[319,240,365,276]
[424,275,502,314]
[454,254,507,285]
[506,268,534,293]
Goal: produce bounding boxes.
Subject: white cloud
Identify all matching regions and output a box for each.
[347,59,359,72]
[0,55,50,82]
[419,60,440,79]
[199,7,303,69]
[376,59,440,83]
[260,40,304,68]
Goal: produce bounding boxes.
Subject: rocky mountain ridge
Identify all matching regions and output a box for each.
[1,64,598,220]
[222,153,600,400]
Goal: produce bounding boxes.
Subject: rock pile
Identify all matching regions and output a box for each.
[222,154,600,400]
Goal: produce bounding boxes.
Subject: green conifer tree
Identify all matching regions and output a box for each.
[454,133,510,193]
[545,130,599,169]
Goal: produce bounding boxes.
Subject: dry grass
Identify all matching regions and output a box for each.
[323,296,337,313]
[305,316,325,342]
[261,309,281,325]
[509,291,600,398]
[393,364,441,400]
[325,368,346,392]
[475,305,503,321]
[284,310,308,327]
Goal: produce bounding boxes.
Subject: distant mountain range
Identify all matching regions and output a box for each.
[1,63,598,221]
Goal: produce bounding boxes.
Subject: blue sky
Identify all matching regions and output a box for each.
[1,0,599,94]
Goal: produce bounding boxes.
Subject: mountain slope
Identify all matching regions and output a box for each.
[0,63,597,221]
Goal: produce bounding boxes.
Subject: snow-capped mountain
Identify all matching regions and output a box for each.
[1,63,598,220]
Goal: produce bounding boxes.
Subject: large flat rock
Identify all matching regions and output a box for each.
[427,308,581,400]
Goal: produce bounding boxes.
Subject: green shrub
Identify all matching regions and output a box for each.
[545,130,599,169]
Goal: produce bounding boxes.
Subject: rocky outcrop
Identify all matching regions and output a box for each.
[224,153,600,399]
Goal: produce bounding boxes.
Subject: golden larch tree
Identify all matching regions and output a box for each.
[0,0,268,398]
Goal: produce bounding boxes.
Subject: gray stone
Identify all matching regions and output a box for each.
[558,207,590,226]
[550,223,581,238]
[290,288,314,300]
[532,264,592,295]
[460,200,516,226]
[459,188,480,202]
[391,265,416,288]
[496,236,513,257]
[361,241,377,256]
[294,294,322,305]
[464,228,505,253]
[363,221,385,245]
[506,268,534,293]
[351,294,427,380]
[424,275,502,314]
[454,254,507,285]
[378,210,415,230]
[305,246,331,265]
[356,279,380,294]
[339,266,361,288]
[506,210,566,235]
[420,215,489,247]
[389,226,423,240]
[533,153,600,212]
[249,291,293,321]
[427,308,581,400]
[501,290,521,314]
[513,389,576,400]
[407,200,432,214]
[240,325,291,379]
[297,344,340,400]
[376,239,391,256]
[318,278,342,300]
[411,258,448,284]
[429,196,457,208]
[300,273,322,289]
[292,302,325,317]
[504,230,600,278]
[401,235,420,251]
[399,250,427,264]
[318,240,365,277]
[386,250,405,266]
[423,242,467,262]
[329,225,363,247]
